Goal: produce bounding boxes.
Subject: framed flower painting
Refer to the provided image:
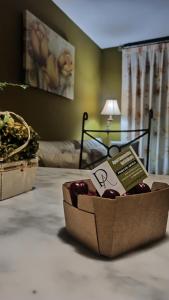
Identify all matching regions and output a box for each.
[24,10,75,100]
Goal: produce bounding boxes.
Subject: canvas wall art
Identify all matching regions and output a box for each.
[24,10,75,100]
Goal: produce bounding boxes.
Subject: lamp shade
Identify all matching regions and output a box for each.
[101,99,120,116]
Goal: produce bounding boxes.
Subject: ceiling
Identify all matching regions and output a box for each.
[52,0,169,49]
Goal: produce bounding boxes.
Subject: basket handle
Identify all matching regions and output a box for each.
[0,111,31,162]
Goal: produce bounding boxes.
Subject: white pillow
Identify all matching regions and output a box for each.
[83,138,107,156]
[38,141,88,168]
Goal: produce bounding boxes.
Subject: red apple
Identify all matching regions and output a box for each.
[127,182,151,195]
[70,181,88,207]
[102,189,120,199]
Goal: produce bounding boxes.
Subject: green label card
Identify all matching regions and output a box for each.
[108,146,148,191]
[90,146,148,196]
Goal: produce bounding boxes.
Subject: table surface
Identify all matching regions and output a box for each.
[0,167,169,300]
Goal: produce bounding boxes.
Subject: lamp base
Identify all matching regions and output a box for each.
[106,118,112,130]
[107,115,113,121]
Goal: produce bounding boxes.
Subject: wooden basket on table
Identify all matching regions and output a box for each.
[0,111,38,200]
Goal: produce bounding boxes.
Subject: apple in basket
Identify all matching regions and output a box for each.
[69,181,100,207]
[102,189,120,199]
[127,182,151,195]
[70,181,89,207]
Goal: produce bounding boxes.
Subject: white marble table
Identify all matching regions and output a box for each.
[0,167,169,300]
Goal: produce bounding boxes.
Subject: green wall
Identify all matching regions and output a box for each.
[0,0,122,141]
[0,0,101,140]
[100,47,122,140]
[101,48,122,106]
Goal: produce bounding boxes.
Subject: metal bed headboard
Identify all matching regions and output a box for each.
[79,109,153,170]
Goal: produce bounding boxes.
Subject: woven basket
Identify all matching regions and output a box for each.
[0,111,38,200]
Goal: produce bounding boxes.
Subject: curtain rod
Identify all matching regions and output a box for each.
[119,36,169,50]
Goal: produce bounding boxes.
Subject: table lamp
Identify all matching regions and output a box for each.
[101,99,121,129]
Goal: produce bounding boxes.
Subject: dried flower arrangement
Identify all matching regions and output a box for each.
[0,82,39,162]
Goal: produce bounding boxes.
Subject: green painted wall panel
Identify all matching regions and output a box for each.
[0,0,122,142]
[100,47,122,141]
[0,0,101,140]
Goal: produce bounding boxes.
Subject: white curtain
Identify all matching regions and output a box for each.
[121,42,169,174]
